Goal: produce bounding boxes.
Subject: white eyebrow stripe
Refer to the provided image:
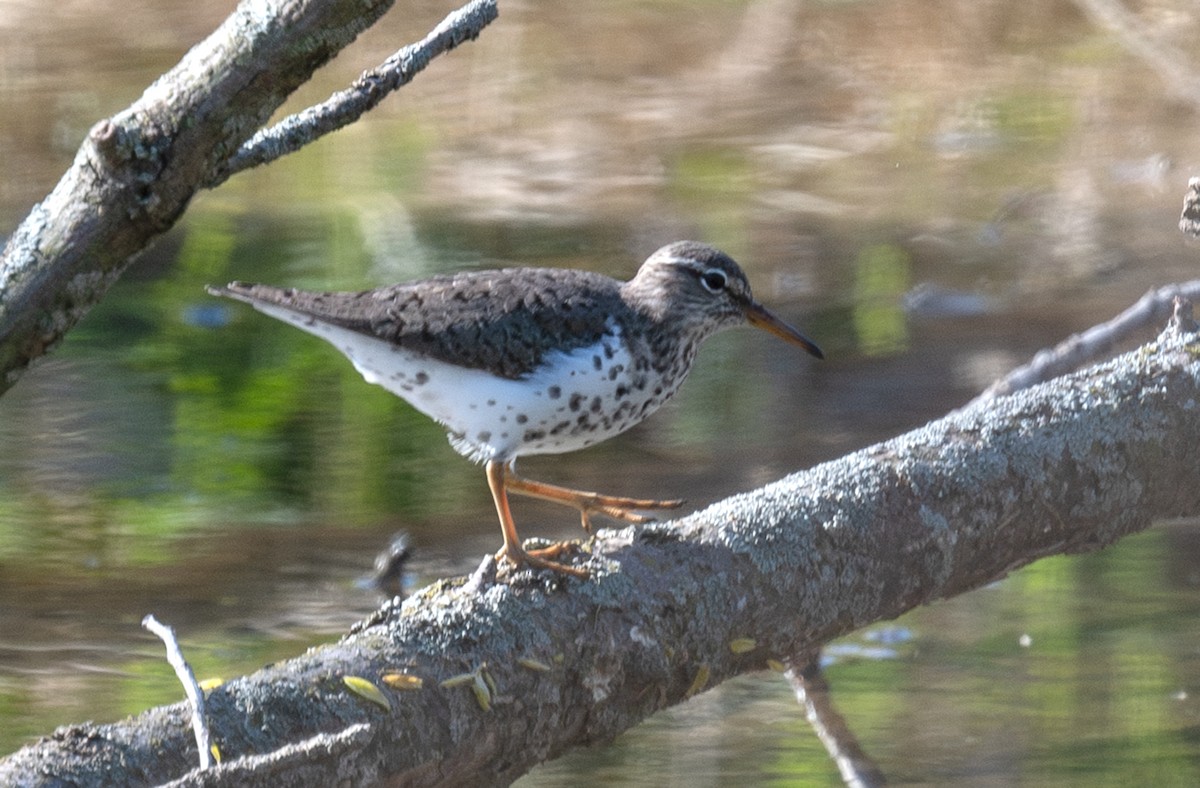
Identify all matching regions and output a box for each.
[660,256,709,269]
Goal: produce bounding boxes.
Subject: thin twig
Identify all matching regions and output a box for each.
[160,724,373,788]
[787,657,888,788]
[1169,295,1198,334]
[142,615,212,770]
[207,0,499,187]
[967,280,1200,407]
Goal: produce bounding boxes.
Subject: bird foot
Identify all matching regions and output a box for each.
[577,494,684,528]
[498,542,590,579]
[503,470,684,533]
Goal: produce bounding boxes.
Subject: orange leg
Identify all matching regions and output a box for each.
[501,464,683,534]
[486,460,590,578]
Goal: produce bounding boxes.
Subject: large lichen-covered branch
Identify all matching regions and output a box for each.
[4,325,1198,787]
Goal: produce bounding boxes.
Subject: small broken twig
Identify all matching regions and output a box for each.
[208,0,499,187]
[969,175,1200,406]
[968,280,1200,407]
[142,614,212,770]
[1169,296,1198,334]
[788,657,887,788]
[1181,177,1200,238]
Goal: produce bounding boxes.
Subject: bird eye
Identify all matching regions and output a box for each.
[699,269,727,293]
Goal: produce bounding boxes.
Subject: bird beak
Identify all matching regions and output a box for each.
[742,300,824,359]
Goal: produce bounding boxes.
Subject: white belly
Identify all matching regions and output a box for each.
[252,303,667,463]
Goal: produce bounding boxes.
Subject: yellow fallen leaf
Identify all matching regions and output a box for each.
[481,663,497,696]
[342,675,391,711]
[685,664,710,699]
[471,673,492,712]
[381,672,424,690]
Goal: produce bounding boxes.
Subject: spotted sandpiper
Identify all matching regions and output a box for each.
[208,241,822,578]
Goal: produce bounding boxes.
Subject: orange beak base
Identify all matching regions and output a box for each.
[743,301,824,360]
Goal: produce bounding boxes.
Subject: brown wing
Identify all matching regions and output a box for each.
[207,267,626,380]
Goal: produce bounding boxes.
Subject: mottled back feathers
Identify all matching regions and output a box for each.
[210,267,631,380]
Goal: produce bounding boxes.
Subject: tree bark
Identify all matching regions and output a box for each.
[3,322,1198,786]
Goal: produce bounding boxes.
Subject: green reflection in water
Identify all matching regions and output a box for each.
[154,205,469,524]
[0,629,313,756]
[667,146,754,252]
[851,243,910,356]
[19,205,461,550]
[664,331,794,456]
[984,90,1074,149]
[114,633,289,719]
[2,204,715,577]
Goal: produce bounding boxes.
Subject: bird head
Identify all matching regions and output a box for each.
[627,241,824,359]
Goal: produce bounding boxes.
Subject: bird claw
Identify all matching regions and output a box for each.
[497,542,590,579]
[492,462,686,576]
[574,494,684,531]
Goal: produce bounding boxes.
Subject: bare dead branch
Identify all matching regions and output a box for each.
[142,616,212,771]
[209,0,498,187]
[3,322,1198,786]
[0,0,497,394]
[968,280,1200,406]
[975,173,1200,406]
[788,658,887,788]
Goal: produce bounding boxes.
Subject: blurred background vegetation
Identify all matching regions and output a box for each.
[2,0,1199,783]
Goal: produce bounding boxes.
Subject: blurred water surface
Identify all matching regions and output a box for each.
[2,0,1200,783]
